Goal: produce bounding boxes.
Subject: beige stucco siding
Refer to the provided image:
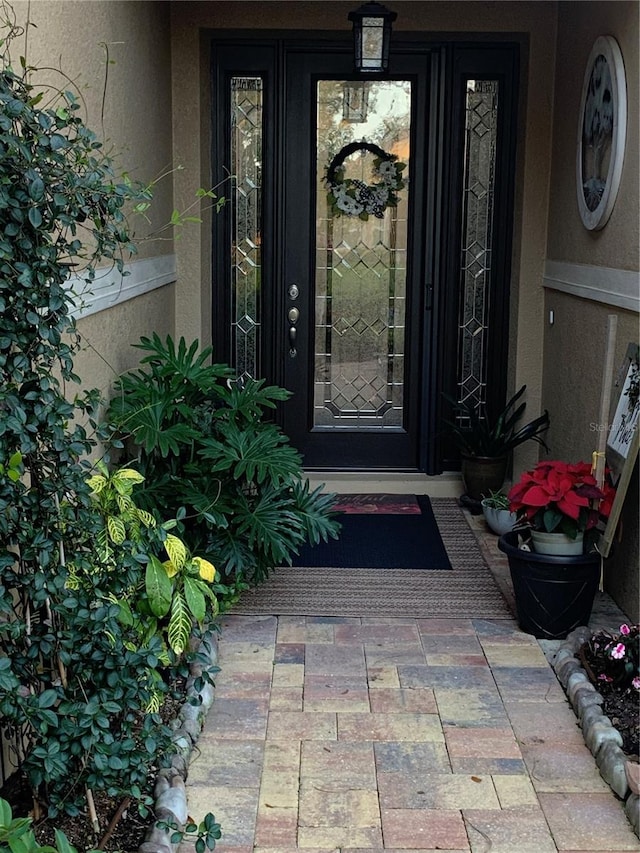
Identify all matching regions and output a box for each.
[75,285,176,402]
[544,2,639,619]
[9,0,175,395]
[547,1,639,269]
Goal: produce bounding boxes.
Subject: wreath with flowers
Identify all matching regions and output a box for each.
[325,141,406,220]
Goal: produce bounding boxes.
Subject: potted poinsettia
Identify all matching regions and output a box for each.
[497,460,616,640]
[507,460,615,555]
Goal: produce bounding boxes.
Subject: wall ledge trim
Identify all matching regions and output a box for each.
[543,260,640,314]
[69,254,176,320]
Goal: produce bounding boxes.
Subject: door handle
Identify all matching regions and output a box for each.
[288,306,299,357]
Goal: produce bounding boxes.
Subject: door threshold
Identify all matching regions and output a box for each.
[304,471,463,498]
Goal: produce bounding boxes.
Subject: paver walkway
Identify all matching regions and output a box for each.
[181,613,638,852]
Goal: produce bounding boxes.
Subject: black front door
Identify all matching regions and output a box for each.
[281,51,430,468]
[211,38,518,473]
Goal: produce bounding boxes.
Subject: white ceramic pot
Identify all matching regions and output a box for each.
[481,503,518,536]
[530,530,584,556]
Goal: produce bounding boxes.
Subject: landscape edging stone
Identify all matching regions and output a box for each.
[138,628,220,853]
[552,626,639,838]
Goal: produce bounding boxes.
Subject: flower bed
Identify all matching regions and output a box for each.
[552,625,640,838]
[0,632,221,853]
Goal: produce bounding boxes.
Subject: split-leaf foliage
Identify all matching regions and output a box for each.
[106,334,341,605]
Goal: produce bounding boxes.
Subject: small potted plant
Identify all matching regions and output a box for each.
[481,490,517,536]
[498,460,616,639]
[443,385,550,501]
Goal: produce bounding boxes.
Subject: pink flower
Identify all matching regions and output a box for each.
[598,673,613,682]
[633,677,640,690]
[610,643,626,659]
[620,624,631,635]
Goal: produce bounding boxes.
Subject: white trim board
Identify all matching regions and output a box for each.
[543,260,640,314]
[68,254,176,320]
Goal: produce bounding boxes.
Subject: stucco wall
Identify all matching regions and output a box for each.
[170,1,557,452]
[547,1,639,268]
[76,286,176,401]
[8,0,175,396]
[543,2,639,620]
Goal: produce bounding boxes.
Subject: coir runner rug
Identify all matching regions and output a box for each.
[234,497,512,618]
[290,494,451,570]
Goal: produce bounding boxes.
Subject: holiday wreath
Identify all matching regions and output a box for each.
[325,141,406,219]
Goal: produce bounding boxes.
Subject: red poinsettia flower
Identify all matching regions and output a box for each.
[508,459,615,538]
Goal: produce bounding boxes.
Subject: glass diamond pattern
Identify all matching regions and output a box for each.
[231,77,263,380]
[313,79,411,427]
[332,318,350,337]
[237,314,256,335]
[456,79,499,415]
[469,180,488,200]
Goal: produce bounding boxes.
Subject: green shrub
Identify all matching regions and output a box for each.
[0,45,191,818]
[0,796,95,853]
[106,334,340,598]
[87,462,220,657]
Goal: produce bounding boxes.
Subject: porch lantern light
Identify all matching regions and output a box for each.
[348,2,397,75]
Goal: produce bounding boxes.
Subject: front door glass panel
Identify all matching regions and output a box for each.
[230,76,263,381]
[457,79,499,419]
[313,80,411,429]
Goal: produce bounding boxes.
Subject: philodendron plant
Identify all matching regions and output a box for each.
[106,334,340,602]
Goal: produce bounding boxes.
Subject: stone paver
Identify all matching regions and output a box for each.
[434,687,511,727]
[464,806,558,853]
[378,770,500,809]
[182,612,636,852]
[381,807,470,849]
[520,739,612,793]
[538,792,640,850]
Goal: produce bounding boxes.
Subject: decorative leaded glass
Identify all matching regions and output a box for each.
[314,80,411,429]
[457,79,499,418]
[231,77,263,381]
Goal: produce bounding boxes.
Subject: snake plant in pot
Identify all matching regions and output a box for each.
[443,385,550,501]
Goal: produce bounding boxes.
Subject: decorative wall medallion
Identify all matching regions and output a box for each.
[576,36,627,231]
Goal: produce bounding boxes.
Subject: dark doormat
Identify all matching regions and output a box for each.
[290,495,452,570]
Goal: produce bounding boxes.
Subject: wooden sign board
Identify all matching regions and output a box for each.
[600,342,640,558]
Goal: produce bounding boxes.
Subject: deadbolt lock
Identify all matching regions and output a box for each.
[288,307,300,324]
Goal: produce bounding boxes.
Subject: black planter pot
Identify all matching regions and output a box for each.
[498,531,601,640]
[460,454,508,501]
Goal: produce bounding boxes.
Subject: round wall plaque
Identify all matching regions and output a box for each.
[576,35,627,231]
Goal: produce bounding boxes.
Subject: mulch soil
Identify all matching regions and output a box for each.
[580,641,640,758]
[0,684,186,853]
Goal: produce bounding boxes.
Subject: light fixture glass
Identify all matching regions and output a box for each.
[348,2,397,75]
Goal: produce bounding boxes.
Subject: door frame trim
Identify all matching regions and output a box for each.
[209,32,520,475]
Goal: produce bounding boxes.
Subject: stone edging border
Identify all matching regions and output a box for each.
[138,630,220,853]
[551,626,639,838]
